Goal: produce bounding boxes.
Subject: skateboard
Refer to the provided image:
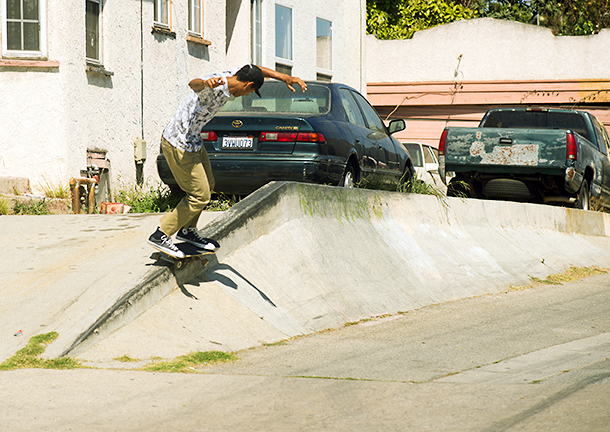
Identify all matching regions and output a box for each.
[151,240,220,268]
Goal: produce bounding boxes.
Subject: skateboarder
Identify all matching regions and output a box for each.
[148,64,307,258]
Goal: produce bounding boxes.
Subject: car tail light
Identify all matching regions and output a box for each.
[200,131,218,141]
[566,132,577,160]
[439,129,448,156]
[259,132,326,142]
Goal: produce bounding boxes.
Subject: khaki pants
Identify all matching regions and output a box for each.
[159,137,215,237]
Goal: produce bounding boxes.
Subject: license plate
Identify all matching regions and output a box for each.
[222,136,253,149]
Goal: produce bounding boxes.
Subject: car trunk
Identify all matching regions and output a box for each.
[202,115,305,155]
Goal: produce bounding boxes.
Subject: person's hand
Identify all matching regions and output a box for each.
[285,76,307,93]
[205,77,224,89]
[189,77,224,91]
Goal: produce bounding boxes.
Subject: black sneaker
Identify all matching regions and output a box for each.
[176,227,217,251]
[148,228,186,258]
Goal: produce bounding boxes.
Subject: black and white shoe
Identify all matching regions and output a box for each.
[148,228,186,258]
[176,227,218,251]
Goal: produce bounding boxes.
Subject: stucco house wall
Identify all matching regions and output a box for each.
[0,0,364,196]
[367,18,610,146]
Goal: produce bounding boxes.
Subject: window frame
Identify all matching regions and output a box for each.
[153,0,170,29]
[188,0,201,36]
[251,0,262,65]
[316,17,332,77]
[85,0,102,65]
[1,0,47,59]
[274,3,293,71]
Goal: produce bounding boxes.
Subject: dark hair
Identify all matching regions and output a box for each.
[235,64,264,97]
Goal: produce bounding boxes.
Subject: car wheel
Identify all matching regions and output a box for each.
[341,163,357,188]
[576,179,590,211]
[401,164,415,190]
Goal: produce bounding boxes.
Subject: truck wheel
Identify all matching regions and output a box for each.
[576,180,590,211]
[447,178,470,198]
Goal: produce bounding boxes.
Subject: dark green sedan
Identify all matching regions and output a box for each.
[157,81,413,195]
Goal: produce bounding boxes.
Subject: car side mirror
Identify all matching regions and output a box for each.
[388,119,406,135]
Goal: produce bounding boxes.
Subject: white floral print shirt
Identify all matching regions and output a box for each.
[163,67,238,153]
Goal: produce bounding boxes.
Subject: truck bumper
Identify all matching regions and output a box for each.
[564,166,583,195]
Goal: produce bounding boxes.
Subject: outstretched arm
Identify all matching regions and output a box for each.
[257,65,307,93]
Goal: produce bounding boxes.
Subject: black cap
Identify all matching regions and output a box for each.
[236,64,264,97]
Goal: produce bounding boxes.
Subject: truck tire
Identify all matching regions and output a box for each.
[447,178,471,198]
[576,179,590,211]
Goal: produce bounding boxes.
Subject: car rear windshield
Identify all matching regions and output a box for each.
[219,82,331,115]
[481,110,591,141]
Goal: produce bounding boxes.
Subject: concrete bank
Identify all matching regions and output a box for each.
[63,182,610,364]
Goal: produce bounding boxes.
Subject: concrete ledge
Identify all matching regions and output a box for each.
[43,182,610,359]
[0,177,31,195]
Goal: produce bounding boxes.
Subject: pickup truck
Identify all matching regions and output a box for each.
[438,107,610,210]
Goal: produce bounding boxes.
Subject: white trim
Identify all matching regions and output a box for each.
[1,0,48,59]
[251,0,262,64]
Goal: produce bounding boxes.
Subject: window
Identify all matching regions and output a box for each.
[219,82,330,115]
[275,62,291,76]
[188,0,201,35]
[2,0,47,58]
[154,0,170,28]
[316,18,331,71]
[275,4,292,61]
[316,73,331,82]
[351,91,386,134]
[86,0,101,63]
[339,89,365,127]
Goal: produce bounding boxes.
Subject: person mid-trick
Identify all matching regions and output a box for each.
[148,64,307,258]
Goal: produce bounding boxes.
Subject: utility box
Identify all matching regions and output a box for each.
[134,139,147,163]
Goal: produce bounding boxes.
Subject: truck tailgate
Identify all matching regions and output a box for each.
[445,127,567,173]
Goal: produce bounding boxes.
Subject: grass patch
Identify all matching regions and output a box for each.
[40,178,70,199]
[0,197,9,215]
[509,266,608,291]
[0,332,81,370]
[115,182,184,213]
[206,192,240,211]
[142,351,238,373]
[114,355,141,362]
[114,181,239,214]
[13,200,50,215]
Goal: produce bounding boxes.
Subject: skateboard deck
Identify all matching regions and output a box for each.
[151,240,220,268]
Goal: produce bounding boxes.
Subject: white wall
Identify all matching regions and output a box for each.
[0,0,229,193]
[0,0,365,194]
[367,18,610,83]
[261,0,365,91]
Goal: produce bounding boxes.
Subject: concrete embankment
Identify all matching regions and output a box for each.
[57,181,610,363]
[3,181,610,363]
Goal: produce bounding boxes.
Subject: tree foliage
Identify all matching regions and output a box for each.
[367,0,478,39]
[367,0,610,39]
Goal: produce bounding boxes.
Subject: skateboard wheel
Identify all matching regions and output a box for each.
[176,260,183,269]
